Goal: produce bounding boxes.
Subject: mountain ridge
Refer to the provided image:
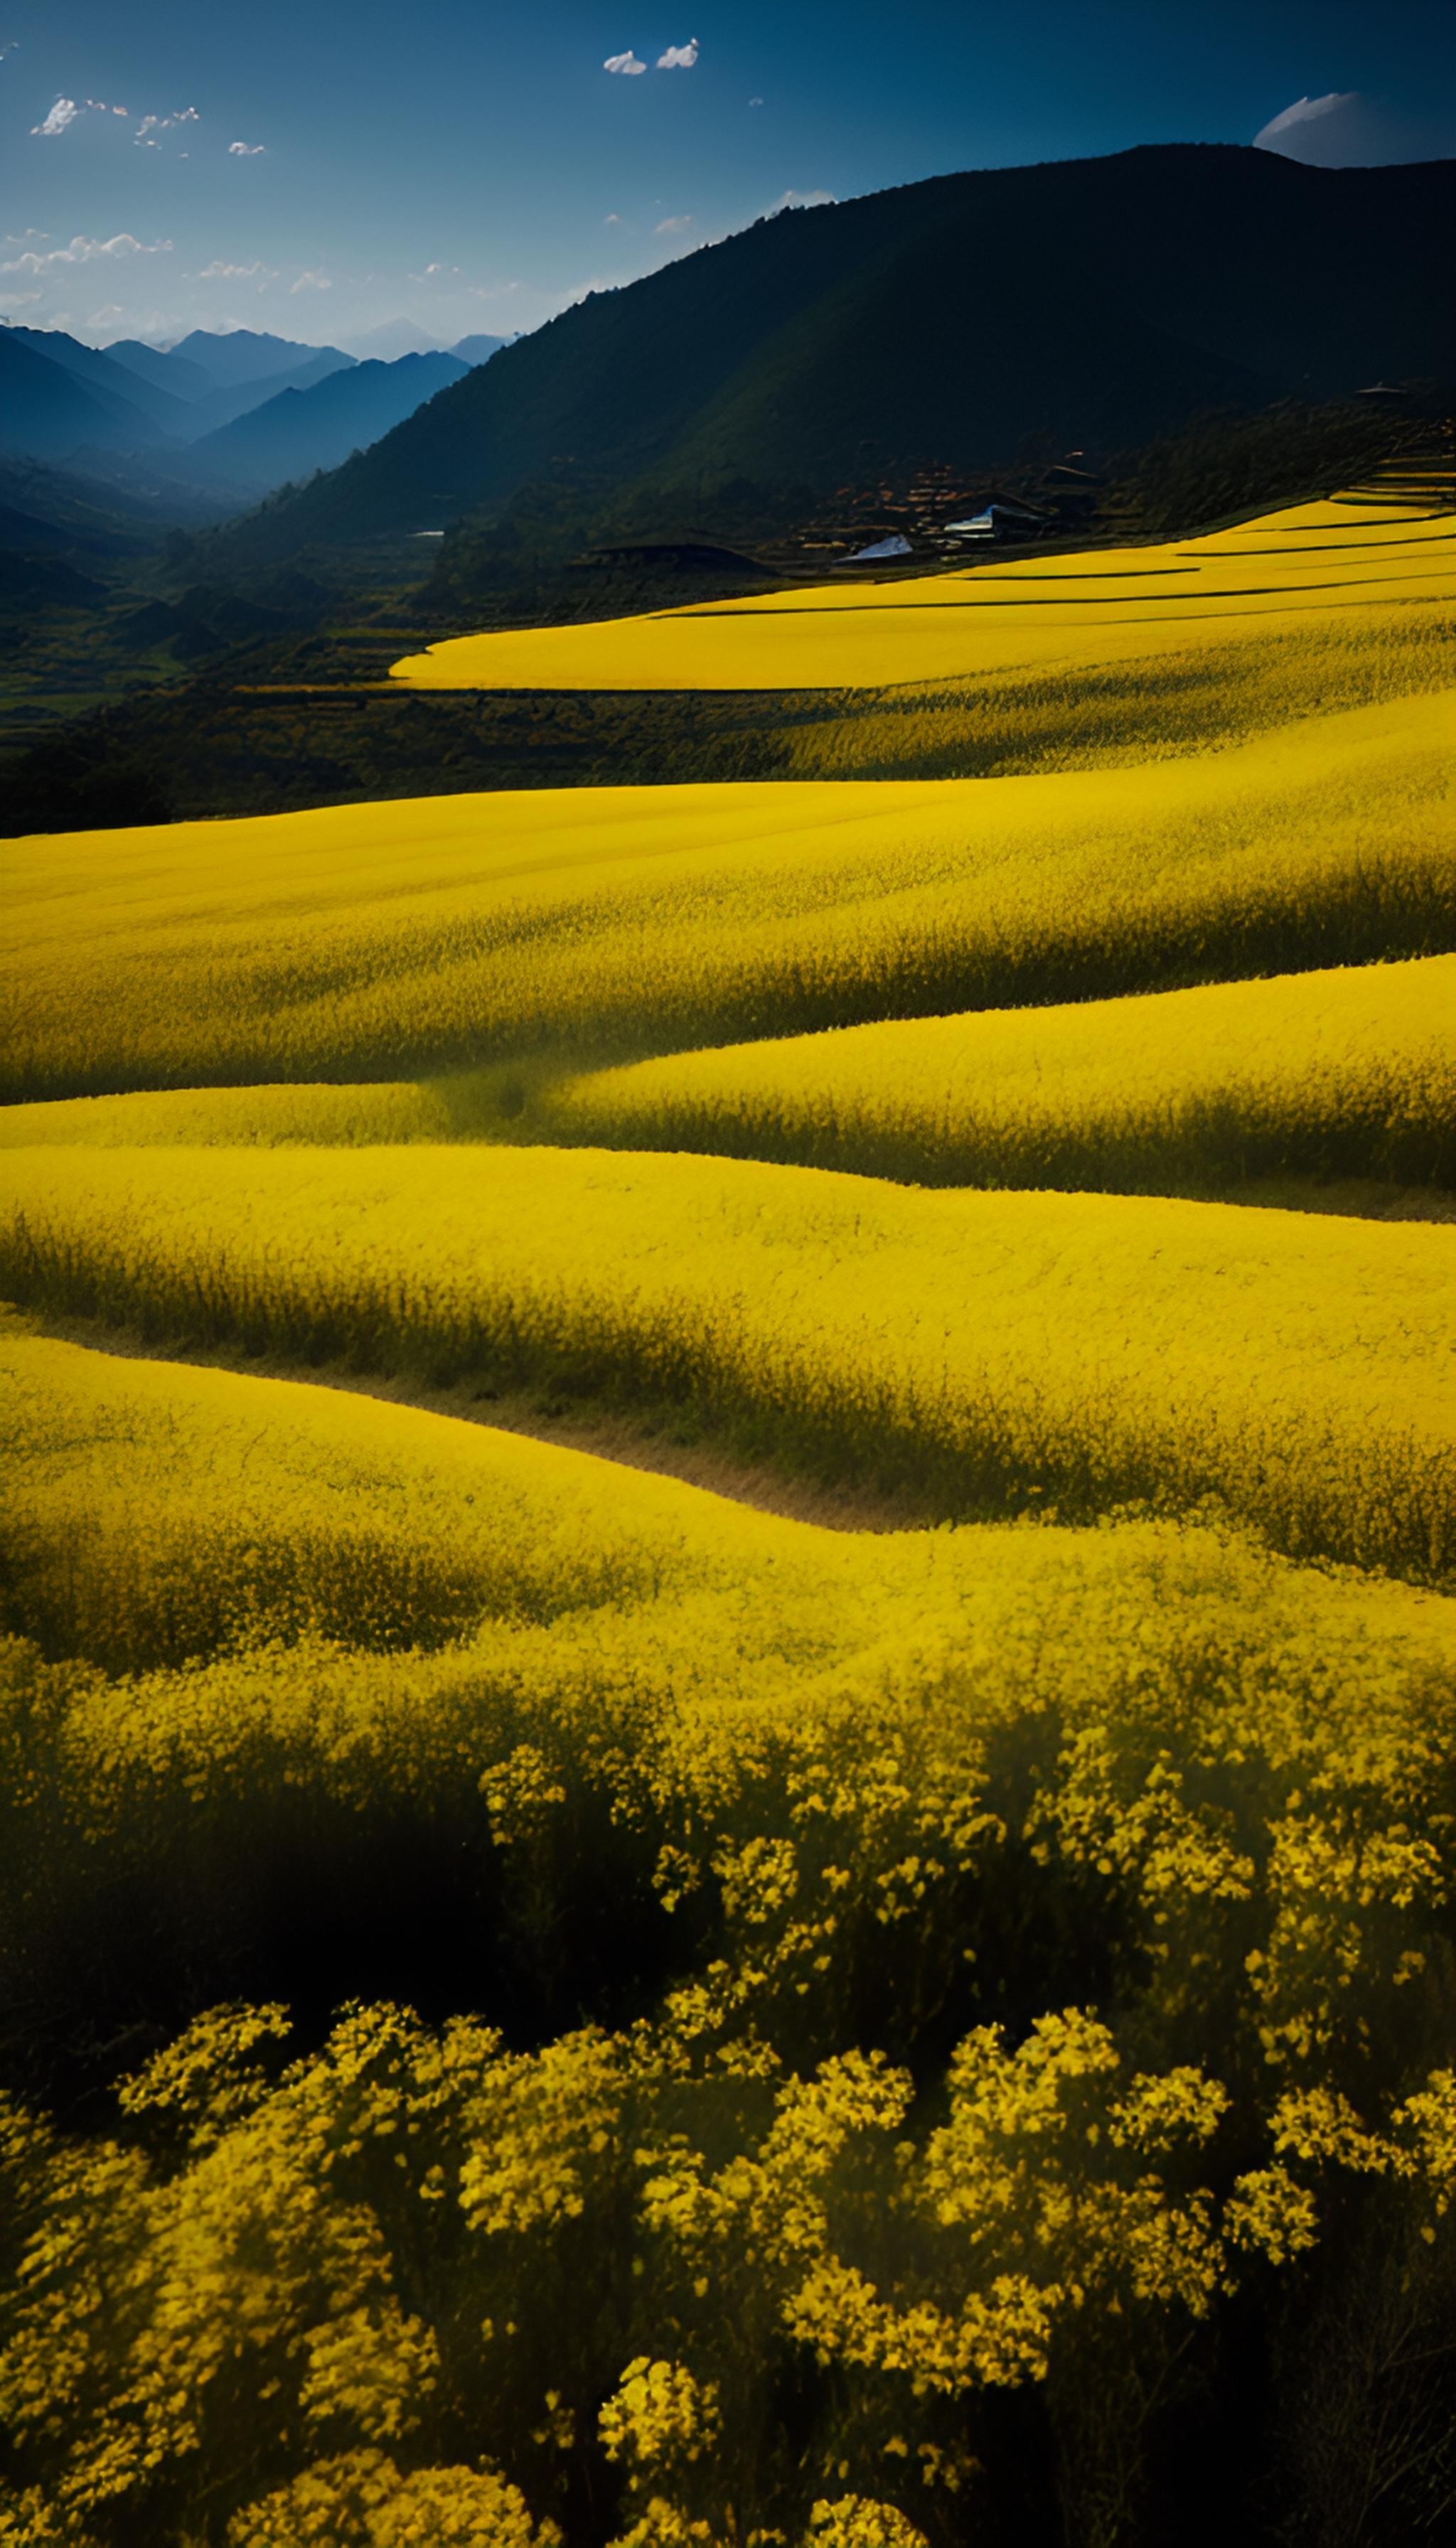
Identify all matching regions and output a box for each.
[0,331,165,458]
[200,144,1454,565]
[177,350,472,495]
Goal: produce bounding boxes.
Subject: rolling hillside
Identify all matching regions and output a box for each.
[203,144,1455,562]
[3,464,1455,2543]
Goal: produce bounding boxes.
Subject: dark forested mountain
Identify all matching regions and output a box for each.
[203,144,1454,564]
[176,351,471,495]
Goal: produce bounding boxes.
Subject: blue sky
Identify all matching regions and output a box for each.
[3,0,1453,347]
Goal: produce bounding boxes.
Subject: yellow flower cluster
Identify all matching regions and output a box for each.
[4,1302,1456,2532]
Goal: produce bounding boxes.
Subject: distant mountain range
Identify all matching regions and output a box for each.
[202,144,1452,564]
[0,322,505,494]
[175,352,471,494]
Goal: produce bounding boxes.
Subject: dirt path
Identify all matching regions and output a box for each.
[28,1310,920,1535]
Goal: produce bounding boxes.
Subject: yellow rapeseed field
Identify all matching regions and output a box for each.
[535,953,1456,1194]
[3,1145,1451,1575]
[4,692,1451,1099]
[6,471,1456,2545]
[8,954,1450,1208]
[390,491,1455,692]
[21,1317,1444,1679]
[777,608,1454,782]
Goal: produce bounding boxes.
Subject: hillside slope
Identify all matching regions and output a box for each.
[5,465,1456,2542]
[205,144,1455,560]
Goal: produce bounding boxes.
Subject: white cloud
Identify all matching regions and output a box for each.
[657,38,698,68]
[290,267,331,292]
[1253,88,1454,166]
[764,188,835,215]
[654,213,693,233]
[228,139,265,154]
[749,96,764,107]
[1256,92,1354,141]
[31,95,78,136]
[194,259,272,279]
[0,287,43,313]
[604,211,624,225]
[0,231,172,274]
[604,50,646,75]
[135,107,198,145]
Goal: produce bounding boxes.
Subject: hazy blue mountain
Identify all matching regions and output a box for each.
[449,334,511,365]
[105,339,215,400]
[176,350,471,493]
[208,144,1454,561]
[177,349,358,437]
[4,328,196,437]
[164,328,355,389]
[336,318,446,360]
[0,331,164,456]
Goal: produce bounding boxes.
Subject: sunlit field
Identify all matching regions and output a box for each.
[510,954,1456,1196]
[391,484,1456,692]
[4,690,1451,1101]
[3,1144,1452,1578]
[4,469,1456,2547]
[10,954,1450,1209]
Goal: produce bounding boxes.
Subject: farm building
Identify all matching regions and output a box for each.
[943,494,1050,542]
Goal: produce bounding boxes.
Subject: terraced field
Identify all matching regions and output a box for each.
[392,486,1456,692]
[3,464,1455,2548]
